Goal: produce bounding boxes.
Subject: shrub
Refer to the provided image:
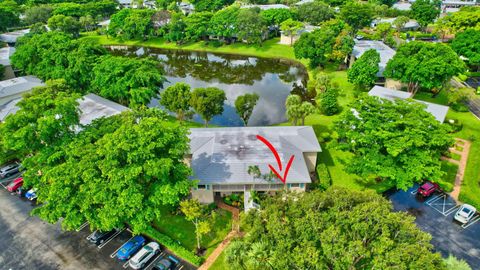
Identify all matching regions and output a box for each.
[457,74,468,82]
[319,88,339,116]
[445,118,463,133]
[320,132,332,142]
[143,226,203,266]
[437,179,454,192]
[315,164,332,190]
[451,102,469,112]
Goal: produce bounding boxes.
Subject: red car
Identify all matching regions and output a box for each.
[6,177,23,192]
[417,181,439,197]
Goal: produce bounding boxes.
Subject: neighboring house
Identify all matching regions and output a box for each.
[0,93,128,124]
[392,2,412,10]
[441,0,477,13]
[295,0,314,5]
[0,46,15,80]
[118,0,156,9]
[0,76,44,106]
[242,4,290,10]
[0,29,30,45]
[368,85,449,122]
[179,2,194,15]
[350,40,396,78]
[280,24,319,46]
[371,18,420,31]
[188,126,322,204]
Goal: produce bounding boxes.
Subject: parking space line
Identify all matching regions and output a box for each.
[444,205,460,217]
[86,231,95,240]
[111,235,135,258]
[98,228,125,249]
[76,222,89,232]
[178,265,184,270]
[410,190,418,195]
[144,251,165,270]
[425,194,444,205]
[462,215,480,229]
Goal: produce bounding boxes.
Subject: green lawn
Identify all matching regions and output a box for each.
[441,160,459,186]
[153,205,232,258]
[209,250,227,270]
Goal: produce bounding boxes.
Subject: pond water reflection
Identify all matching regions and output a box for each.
[110,46,310,126]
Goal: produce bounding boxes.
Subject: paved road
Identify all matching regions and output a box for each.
[386,186,480,267]
[0,180,116,270]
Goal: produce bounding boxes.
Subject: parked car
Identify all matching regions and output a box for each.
[454,204,477,224]
[6,177,23,192]
[25,188,37,201]
[129,241,160,269]
[417,181,440,197]
[116,235,146,261]
[153,255,180,270]
[0,163,20,178]
[87,229,117,245]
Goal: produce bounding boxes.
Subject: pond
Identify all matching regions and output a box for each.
[110,46,310,127]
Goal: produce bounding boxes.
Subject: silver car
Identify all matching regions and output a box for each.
[0,163,20,178]
[454,204,477,224]
[129,241,160,269]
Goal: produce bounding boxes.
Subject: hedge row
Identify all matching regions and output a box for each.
[143,226,203,266]
[316,164,332,191]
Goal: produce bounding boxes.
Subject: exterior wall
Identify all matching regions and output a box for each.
[303,152,317,173]
[280,34,299,46]
[385,79,402,90]
[191,189,214,204]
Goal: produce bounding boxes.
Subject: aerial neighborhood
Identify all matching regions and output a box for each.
[0,0,480,269]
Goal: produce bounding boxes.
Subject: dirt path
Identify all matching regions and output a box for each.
[198,199,241,270]
[441,138,471,202]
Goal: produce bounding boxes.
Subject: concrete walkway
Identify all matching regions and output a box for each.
[441,138,471,202]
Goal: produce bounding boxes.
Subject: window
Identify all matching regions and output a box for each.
[300,183,305,188]
[196,185,210,190]
[288,183,300,188]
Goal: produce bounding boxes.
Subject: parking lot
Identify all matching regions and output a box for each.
[0,173,196,270]
[386,185,480,267]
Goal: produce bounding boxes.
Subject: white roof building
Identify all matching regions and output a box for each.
[352,40,396,77]
[0,76,44,106]
[371,18,420,30]
[0,46,15,67]
[0,29,30,44]
[368,85,449,122]
[242,4,290,10]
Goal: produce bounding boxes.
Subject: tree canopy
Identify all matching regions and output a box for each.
[436,6,480,33]
[190,87,226,127]
[47,14,81,37]
[295,1,335,26]
[236,8,267,45]
[159,82,192,121]
[225,187,446,269]
[384,41,465,95]
[285,94,315,125]
[91,55,165,107]
[108,8,156,40]
[334,95,454,190]
[260,8,292,26]
[451,29,480,70]
[340,2,375,32]
[411,0,441,28]
[294,19,354,67]
[234,93,259,126]
[347,49,380,89]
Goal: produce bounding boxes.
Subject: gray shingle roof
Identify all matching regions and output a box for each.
[78,94,129,125]
[368,86,449,122]
[189,126,321,185]
[353,40,396,77]
[0,29,30,43]
[0,76,44,102]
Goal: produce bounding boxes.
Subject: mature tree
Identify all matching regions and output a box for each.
[165,12,187,44]
[191,0,234,12]
[340,2,374,33]
[285,94,315,125]
[393,15,409,34]
[234,93,259,126]
[108,9,155,40]
[180,199,216,252]
[280,18,303,46]
[236,8,267,45]
[436,6,480,33]
[260,8,292,26]
[79,15,95,32]
[226,187,446,269]
[48,14,81,37]
[11,32,106,90]
[369,0,396,7]
[0,79,80,155]
[209,6,240,42]
[24,5,53,25]
[411,0,441,30]
[444,255,472,270]
[376,22,392,41]
[184,11,213,41]
[91,55,165,107]
[22,109,193,233]
[318,87,339,116]
[347,49,380,89]
[384,41,465,95]
[0,3,20,31]
[159,82,192,121]
[294,19,354,67]
[190,87,226,127]
[296,1,335,26]
[335,95,454,189]
[451,29,480,71]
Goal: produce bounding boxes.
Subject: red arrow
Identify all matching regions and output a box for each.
[256,135,295,184]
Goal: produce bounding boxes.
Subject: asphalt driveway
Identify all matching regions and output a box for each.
[386,185,480,267]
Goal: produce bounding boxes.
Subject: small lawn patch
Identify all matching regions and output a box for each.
[441,160,458,186]
[153,205,232,258]
[209,250,227,270]
[449,152,462,161]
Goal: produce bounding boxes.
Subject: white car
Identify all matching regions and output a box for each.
[129,241,160,269]
[454,204,477,224]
